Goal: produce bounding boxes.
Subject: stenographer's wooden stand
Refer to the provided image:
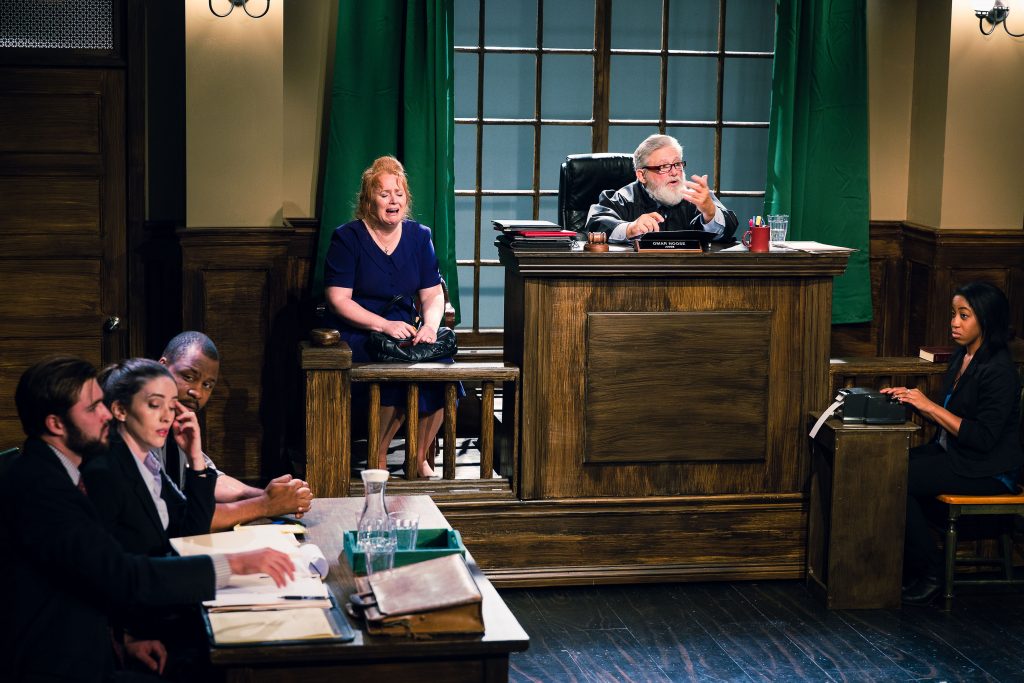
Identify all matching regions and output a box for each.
[807,417,920,609]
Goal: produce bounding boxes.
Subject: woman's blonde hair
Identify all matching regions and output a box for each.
[355,155,413,224]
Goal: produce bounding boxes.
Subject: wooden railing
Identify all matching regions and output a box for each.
[350,362,520,483]
[301,341,519,497]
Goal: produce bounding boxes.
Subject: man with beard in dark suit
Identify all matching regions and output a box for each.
[1,356,295,682]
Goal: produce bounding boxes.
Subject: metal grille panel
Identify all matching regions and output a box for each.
[1,0,113,50]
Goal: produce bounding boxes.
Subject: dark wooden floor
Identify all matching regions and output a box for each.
[500,581,1024,682]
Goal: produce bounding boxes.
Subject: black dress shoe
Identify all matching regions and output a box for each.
[902,576,941,605]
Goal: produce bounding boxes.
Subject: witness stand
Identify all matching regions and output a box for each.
[207,496,529,682]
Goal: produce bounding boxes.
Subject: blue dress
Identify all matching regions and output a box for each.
[324,219,463,413]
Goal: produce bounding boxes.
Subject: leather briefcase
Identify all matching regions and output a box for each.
[348,554,484,638]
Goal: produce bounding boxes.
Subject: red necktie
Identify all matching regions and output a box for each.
[77,476,87,496]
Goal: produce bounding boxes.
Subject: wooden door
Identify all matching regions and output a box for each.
[0,67,127,448]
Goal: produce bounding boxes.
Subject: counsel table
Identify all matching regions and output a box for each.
[209,496,529,682]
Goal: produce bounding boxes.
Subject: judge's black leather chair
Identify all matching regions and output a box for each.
[558,153,635,233]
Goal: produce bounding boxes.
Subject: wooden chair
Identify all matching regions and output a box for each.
[936,486,1024,611]
[936,366,1024,611]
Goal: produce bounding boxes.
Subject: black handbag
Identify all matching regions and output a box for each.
[367,295,458,363]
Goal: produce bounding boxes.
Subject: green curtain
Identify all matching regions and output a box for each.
[764,0,872,324]
[313,0,460,322]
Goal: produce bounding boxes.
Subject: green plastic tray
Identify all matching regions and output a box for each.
[343,528,466,574]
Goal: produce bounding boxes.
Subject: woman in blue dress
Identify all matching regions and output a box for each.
[324,156,460,478]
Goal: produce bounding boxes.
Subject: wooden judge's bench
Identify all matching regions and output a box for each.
[440,244,851,586]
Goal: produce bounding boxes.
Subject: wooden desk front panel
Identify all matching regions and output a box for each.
[586,311,769,463]
[509,274,833,500]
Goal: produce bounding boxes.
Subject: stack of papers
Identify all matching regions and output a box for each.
[493,218,576,250]
[171,526,330,610]
[207,608,340,645]
[775,241,856,253]
[204,573,331,612]
[721,241,856,254]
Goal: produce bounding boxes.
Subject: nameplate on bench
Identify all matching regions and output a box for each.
[632,230,710,253]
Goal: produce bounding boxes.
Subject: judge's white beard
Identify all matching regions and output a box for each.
[644,180,689,208]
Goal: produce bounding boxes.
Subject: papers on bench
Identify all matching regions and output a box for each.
[171,525,330,611]
[174,524,356,645]
[721,240,856,254]
[775,241,856,254]
[205,573,331,612]
[207,607,340,645]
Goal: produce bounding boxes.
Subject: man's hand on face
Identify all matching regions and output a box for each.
[263,474,314,518]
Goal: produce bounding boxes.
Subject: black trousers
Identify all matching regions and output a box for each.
[904,443,1008,580]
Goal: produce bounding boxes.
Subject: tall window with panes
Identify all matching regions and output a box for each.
[454,0,775,340]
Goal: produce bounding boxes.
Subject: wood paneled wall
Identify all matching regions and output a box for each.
[0,67,127,449]
[830,222,1024,359]
[176,226,317,481]
[175,221,1022,482]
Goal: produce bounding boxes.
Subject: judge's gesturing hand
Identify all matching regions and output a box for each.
[682,174,717,222]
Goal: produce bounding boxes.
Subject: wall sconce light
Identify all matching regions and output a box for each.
[209,0,270,19]
[975,1,1024,36]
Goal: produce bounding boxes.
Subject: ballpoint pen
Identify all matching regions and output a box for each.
[282,595,327,600]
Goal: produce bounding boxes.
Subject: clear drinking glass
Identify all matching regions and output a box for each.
[388,510,420,551]
[767,214,789,244]
[364,535,397,575]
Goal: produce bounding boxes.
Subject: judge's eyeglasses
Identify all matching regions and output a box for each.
[642,161,685,175]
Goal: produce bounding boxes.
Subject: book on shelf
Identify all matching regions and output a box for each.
[919,346,954,363]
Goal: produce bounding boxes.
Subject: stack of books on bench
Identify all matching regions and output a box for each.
[493,219,576,250]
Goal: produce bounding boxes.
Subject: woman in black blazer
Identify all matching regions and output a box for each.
[81,358,220,676]
[83,358,216,556]
[883,282,1022,604]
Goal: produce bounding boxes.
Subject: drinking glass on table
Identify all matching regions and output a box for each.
[364,535,397,575]
[388,510,420,551]
[767,214,789,244]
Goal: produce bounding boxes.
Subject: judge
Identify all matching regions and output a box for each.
[585,133,738,242]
